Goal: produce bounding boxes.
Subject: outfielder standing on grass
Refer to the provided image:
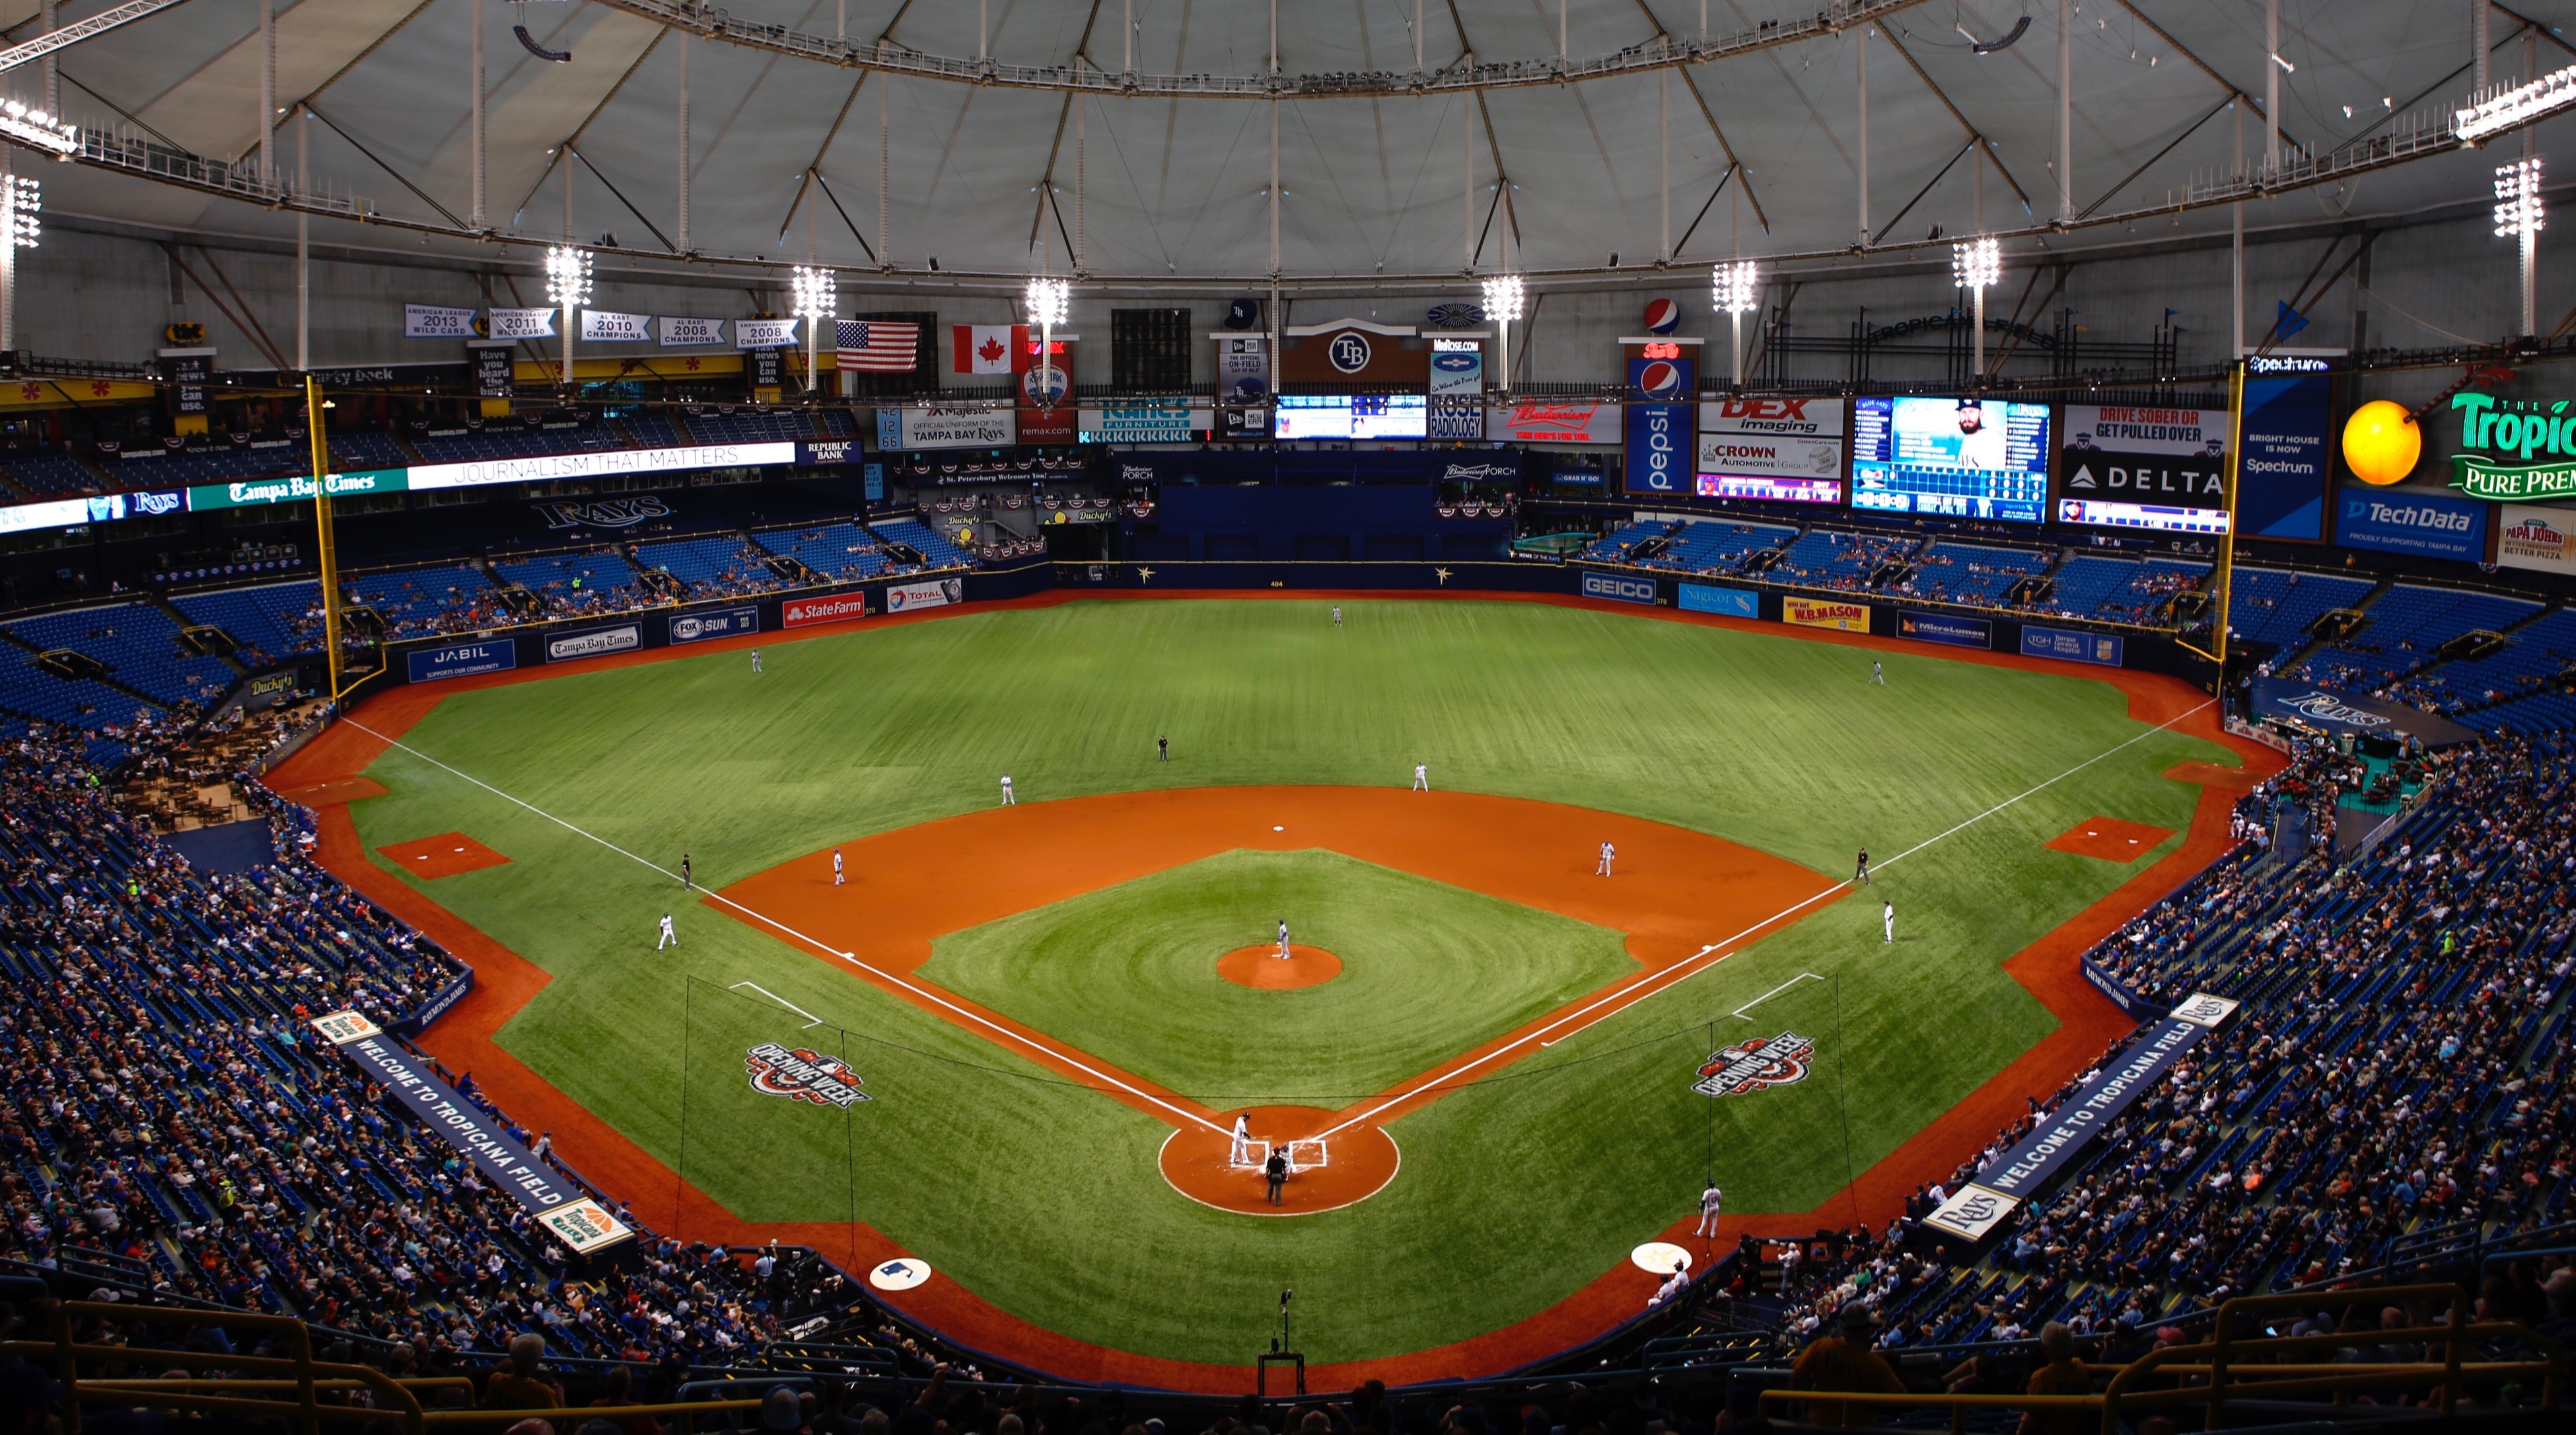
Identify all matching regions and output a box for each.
[1000,773,1016,806]
[1883,901,1896,944]
[1412,762,1429,791]
[1871,659,1883,685]
[657,912,677,949]
[752,648,763,674]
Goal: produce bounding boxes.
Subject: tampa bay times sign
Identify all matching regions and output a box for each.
[2449,392,2576,500]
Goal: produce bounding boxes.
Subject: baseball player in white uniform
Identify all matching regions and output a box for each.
[657,912,678,949]
[1697,1181,1725,1235]
[1883,901,1896,944]
[1870,659,1883,685]
[1412,762,1429,791]
[1230,1113,1254,1166]
[1000,774,1016,805]
[752,648,763,673]
[1332,605,1343,627]
[1275,918,1292,959]
[1597,840,1616,876]
[832,848,845,887]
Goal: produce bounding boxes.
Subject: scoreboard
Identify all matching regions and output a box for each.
[1849,396,2052,523]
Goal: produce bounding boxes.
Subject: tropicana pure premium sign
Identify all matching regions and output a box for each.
[2448,392,2576,501]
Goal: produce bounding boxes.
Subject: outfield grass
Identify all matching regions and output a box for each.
[348,597,2231,1366]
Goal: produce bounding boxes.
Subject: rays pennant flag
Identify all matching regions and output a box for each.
[839,318,921,373]
[952,324,1030,375]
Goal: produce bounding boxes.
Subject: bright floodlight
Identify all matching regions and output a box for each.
[1480,274,1525,324]
[1025,276,1071,328]
[2458,63,2576,144]
[2495,157,2546,237]
[790,265,838,319]
[544,244,593,309]
[3,175,39,249]
[1711,260,1760,314]
[1952,236,2002,291]
[0,100,77,156]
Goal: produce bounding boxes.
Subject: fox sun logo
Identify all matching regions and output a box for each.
[1692,1032,1816,1099]
[745,1043,871,1107]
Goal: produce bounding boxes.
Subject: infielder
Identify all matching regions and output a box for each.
[1870,659,1883,685]
[1275,918,1292,959]
[1697,1181,1725,1235]
[1854,847,1871,886]
[1883,901,1896,944]
[832,848,845,887]
[752,648,763,674]
[1597,840,1616,876]
[1230,1113,1254,1166]
[1412,762,1429,791]
[1000,774,1016,805]
[656,912,678,950]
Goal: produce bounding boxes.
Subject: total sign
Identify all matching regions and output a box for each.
[1624,355,1696,493]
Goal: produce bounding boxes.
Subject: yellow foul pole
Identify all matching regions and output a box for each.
[305,375,343,702]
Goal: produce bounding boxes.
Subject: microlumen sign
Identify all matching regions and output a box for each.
[2449,393,2576,501]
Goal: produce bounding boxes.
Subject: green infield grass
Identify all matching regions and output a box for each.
[346,597,2232,1366]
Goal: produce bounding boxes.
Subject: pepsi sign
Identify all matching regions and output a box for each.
[1643,298,1681,334]
[1328,331,1373,374]
[1624,355,1696,493]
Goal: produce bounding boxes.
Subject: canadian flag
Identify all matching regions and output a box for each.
[952,324,1029,375]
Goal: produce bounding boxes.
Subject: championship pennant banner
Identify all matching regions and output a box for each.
[404,306,744,347]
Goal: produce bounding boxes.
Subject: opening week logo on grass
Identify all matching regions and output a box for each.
[1692,1031,1815,1098]
[745,1043,871,1106]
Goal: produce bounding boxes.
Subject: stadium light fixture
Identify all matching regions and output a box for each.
[0,99,76,155]
[1952,236,2003,379]
[0,170,33,350]
[2457,63,2576,145]
[1026,276,1070,409]
[2496,157,2544,336]
[1711,260,1760,388]
[791,264,837,396]
[544,244,592,390]
[1481,274,1524,392]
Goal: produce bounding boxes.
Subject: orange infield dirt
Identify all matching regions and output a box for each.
[375,831,511,879]
[1215,944,1343,989]
[1161,1105,1402,1216]
[266,586,2285,1391]
[2043,816,2179,863]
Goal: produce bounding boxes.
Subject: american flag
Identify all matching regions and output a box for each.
[836,319,919,373]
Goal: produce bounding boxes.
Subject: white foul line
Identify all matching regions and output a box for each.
[1310,698,2214,1141]
[729,981,825,1029]
[1732,973,1826,1020]
[344,720,1234,1138]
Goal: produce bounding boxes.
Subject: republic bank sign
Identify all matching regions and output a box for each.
[2448,393,2576,501]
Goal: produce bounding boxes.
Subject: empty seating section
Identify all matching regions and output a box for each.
[1582,520,1672,561]
[871,516,970,568]
[2384,607,2576,714]
[107,447,305,486]
[409,425,617,463]
[618,414,686,448]
[343,564,499,638]
[760,524,889,582]
[634,534,783,595]
[0,452,100,496]
[2226,568,2376,648]
[1904,542,2051,607]
[1651,520,1793,572]
[174,583,323,666]
[2289,585,2542,686]
[5,603,229,707]
[2032,555,2143,619]
[326,431,410,470]
[2083,556,2209,624]
[1768,529,1919,589]
[684,408,857,443]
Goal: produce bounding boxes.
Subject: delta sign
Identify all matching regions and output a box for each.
[2448,392,2576,501]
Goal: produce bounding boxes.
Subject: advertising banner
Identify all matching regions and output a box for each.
[1678,583,1758,617]
[1427,403,1485,440]
[190,468,407,511]
[486,307,557,340]
[404,303,477,338]
[657,316,728,348]
[406,641,515,683]
[78,490,184,523]
[1898,610,1993,649]
[886,577,964,613]
[1623,355,1696,494]
[1077,404,1211,443]
[1696,396,1845,502]
[1278,324,1428,385]
[2244,677,2481,745]
[407,443,796,492]
[1781,597,1870,632]
[312,1011,633,1250]
[544,622,641,664]
[1017,342,1077,445]
[2334,487,2487,561]
[2020,624,2125,667]
[668,607,758,644]
[1581,571,1657,605]
[2497,503,2576,575]
[2238,362,2332,539]
[471,343,515,398]
[0,496,102,536]
[1498,401,1616,445]
[1217,336,1271,399]
[1435,457,1522,485]
[795,439,863,468]
[735,318,799,350]
[579,310,652,344]
[1427,339,1484,397]
[2447,392,2576,501]
[2056,405,2231,533]
[873,408,1015,451]
[781,591,873,629]
[1950,1000,2226,1206]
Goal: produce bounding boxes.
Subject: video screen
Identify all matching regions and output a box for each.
[1274,393,1427,439]
[1849,396,2051,523]
[2056,498,2230,535]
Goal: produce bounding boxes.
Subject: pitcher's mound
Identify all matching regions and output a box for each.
[1217,943,1342,989]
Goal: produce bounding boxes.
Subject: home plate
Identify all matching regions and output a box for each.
[1273,825,1284,831]
[1632,1241,1692,1273]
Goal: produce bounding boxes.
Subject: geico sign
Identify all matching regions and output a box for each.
[1581,571,1657,604]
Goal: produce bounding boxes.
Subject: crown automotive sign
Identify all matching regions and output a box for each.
[2449,393,2576,500]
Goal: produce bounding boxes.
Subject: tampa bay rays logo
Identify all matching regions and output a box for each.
[1692,1031,1816,1098]
[745,1043,872,1107]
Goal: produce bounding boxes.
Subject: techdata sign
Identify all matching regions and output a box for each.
[1581,570,1657,605]
[1899,611,1992,649]
[1678,582,1757,617]
[2021,625,2124,667]
[2238,365,2333,539]
[2335,488,2487,561]
[408,641,515,682]
[1624,356,1696,493]
[668,607,759,644]
[2446,392,2576,501]
[2057,405,2231,534]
